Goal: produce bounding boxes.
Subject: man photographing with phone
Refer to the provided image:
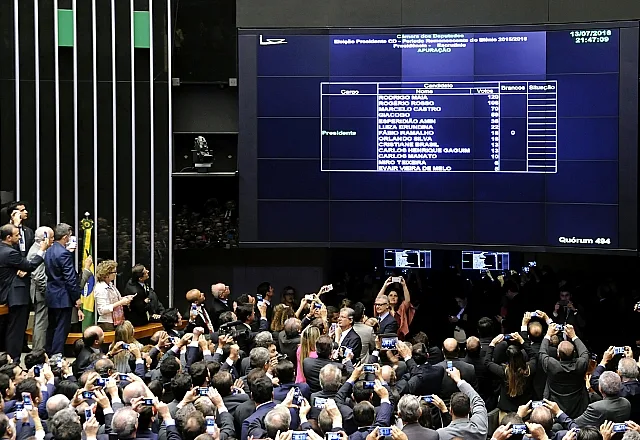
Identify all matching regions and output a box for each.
[552,287,586,338]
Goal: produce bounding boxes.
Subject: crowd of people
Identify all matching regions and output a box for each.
[2,200,640,440]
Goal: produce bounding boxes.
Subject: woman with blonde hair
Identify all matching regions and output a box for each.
[270,304,295,336]
[108,320,143,373]
[94,260,135,331]
[296,325,320,383]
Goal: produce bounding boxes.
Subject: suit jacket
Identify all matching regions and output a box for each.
[590,366,640,420]
[44,242,82,308]
[540,337,590,418]
[74,346,100,378]
[339,327,363,361]
[574,396,631,427]
[274,382,311,402]
[14,225,34,257]
[241,401,299,440]
[353,322,375,362]
[222,393,250,415]
[0,242,43,305]
[236,319,269,355]
[378,313,399,335]
[435,359,478,404]
[207,297,232,330]
[348,401,394,440]
[402,422,439,440]
[233,400,256,437]
[27,242,47,304]
[397,359,445,397]
[278,331,300,369]
[309,389,357,435]
[303,357,353,393]
[436,380,488,440]
[124,279,152,326]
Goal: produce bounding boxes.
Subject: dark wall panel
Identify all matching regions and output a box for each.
[550,0,640,23]
[76,80,94,234]
[134,83,152,269]
[58,80,74,226]
[236,0,640,27]
[328,0,401,27]
[236,0,329,28]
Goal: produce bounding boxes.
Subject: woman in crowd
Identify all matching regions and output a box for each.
[94,260,135,331]
[484,332,537,418]
[375,276,416,339]
[296,325,320,383]
[109,320,143,373]
[270,304,295,340]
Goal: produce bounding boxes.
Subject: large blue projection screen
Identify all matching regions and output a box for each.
[238,25,639,253]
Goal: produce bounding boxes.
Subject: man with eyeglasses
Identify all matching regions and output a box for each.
[375,296,399,335]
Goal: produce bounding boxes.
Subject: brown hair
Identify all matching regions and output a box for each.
[95,260,118,282]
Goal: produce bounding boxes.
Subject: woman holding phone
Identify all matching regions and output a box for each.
[375,276,416,339]
[94,260,135,331]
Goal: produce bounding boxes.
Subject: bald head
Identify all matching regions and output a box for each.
[558,341,575,361]
[83,326,104,348]
[443,338,459,359]
[123,382,146,405]
[466,337,480,356]
[186,289,203,304]
[528,321,543,339]
[46,394,70,418]
[381,365,396,384]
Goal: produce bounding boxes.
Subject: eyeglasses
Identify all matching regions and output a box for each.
[109,271,118,274]
[375,303,388,307]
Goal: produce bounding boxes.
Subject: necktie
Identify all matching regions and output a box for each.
[18,227,25,252]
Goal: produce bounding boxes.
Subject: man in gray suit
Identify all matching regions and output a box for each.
[398,394,439,440]
[575,371,631,427]
[352,303,375,362]
[436,367,488,440]
[27,226,54,350]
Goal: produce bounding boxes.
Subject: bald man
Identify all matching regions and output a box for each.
[435,338,478,405]
[27,226,54,350]
[464,336,494,408]
[539,323,589,418]
[208,282,231,330]
[74,326,105,378]
[186,289,214,334]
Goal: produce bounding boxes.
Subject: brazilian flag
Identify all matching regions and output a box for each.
[81,215,95,331]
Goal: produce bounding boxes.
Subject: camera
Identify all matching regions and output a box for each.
[292,432,308,440]
[218,322,249,340]
[205,416,216,435]
[555,324,565,332]
[512,424,528,435]
[613,423,628,432]
[119,374,129,381]
[614,347,625,355]
[421,395,433,403]
[293,387,303,406]
[381,337,397,350]
[504,334,513,341]
[95,378,107,387]
[33,366,41,377]
[84,407,93,420]
[143,398,154,406]
[199,387,209,396]
[82,391,94,399]
[378,428,392,436]
[313,397,327,409]
[363,364,376,373]
[532,401,544,408]
[447,361,454,371]
[363,381,375,390]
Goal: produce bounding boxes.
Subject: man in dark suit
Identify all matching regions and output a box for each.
[539,323,589,418]
[256,282,274,324]
[207,283,232,330]
[278,318,301,370]
[464,336,495,409]
[73,326,104,378]
[211,371,249,415]
[435,338,478,405]
[395,341,444,397]
[375,295,399,335]
[303,335,354,393]
[5,202,35,255]
[272,359,311,402]
[234,302,269,355]
[575,371,631,427]
[241,375,298,440]
[335,307,363,360]
[398,395,440,440]
[590,349,640,421]
[124,264,164,326]
[185,288,216,334]
[0,224,48,359]
[309,363,357,434]
[44,223,83,356]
